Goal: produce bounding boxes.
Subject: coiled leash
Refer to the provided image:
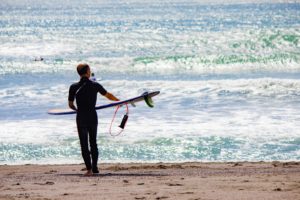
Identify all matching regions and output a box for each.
[109,103,129,136]
[108,92,158,136]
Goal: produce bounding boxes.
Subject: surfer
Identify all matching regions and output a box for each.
[34,56,44,61]
[68,63,119,176]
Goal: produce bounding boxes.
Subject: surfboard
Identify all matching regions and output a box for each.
[47,91,160,115]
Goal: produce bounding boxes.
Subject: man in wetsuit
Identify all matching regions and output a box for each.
[68,63,119,176]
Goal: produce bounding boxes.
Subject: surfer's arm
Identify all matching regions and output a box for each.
[96,83,119,101]
[68,85,78,111]
[68,101,77,111]
[104,92,119,101]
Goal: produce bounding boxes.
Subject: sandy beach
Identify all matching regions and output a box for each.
[0,162,299,200]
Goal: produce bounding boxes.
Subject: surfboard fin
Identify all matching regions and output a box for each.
[143,92,154,108]
[130,102,136,107]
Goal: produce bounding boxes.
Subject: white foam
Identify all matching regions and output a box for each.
[1,78,299,141]
[0,119,76,144]
[1,78,299,163]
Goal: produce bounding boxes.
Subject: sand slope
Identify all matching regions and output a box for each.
[1,162,300,200]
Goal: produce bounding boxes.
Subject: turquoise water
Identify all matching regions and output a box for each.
[0,0,300,164]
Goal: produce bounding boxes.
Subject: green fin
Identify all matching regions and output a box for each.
[143,92,154,108]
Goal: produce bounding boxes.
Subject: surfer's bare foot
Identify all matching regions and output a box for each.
[83,170,93,176]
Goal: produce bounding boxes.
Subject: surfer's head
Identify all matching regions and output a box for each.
[77,63,91,78]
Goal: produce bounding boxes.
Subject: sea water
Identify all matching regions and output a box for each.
[0,0,299,164]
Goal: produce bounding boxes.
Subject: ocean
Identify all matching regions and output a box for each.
[0,0,299,164]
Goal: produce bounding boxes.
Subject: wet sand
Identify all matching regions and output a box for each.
[0,162,300,200]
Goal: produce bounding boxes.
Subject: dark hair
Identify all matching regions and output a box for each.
[77,63,89,75]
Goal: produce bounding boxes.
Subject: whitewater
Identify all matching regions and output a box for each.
[0,0,299,164]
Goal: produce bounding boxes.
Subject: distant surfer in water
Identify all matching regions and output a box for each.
[34,56,44,61]
[68,63,119,176]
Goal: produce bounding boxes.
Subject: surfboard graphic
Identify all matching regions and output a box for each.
[48,91,160,115]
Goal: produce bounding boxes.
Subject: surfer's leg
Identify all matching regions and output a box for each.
[88,125,99,173]
[77,126,92,171]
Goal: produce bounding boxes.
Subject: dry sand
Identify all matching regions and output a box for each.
[0,162,299,200]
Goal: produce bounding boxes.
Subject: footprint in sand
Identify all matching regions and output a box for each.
[123,180,129,183]
[44,170,57,174]
[167,183,183,186]
[233,163,243,167]
[179,192,194,194]
[34,182,55,186]
[274,187,282,191]
[156,196,169,200]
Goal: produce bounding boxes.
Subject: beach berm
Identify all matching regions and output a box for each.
[1,162,299,200]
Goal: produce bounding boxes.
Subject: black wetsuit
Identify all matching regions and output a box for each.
[68,77,107,172]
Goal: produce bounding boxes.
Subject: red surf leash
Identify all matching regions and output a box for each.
[108,91,159,136]
[109,103,129,136]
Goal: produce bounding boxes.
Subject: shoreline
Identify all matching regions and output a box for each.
[1,162,299,200]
